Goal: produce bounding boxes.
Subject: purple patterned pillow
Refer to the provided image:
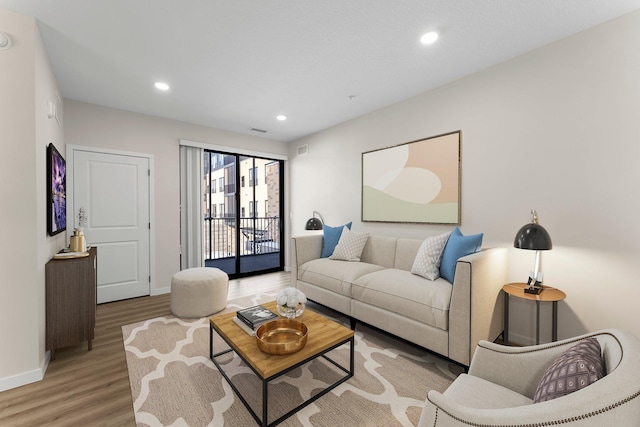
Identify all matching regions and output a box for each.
[534,337,604,403]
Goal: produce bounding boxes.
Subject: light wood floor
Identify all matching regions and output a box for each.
[0,271,290,427]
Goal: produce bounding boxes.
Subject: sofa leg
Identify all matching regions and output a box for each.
[350,317,356,330]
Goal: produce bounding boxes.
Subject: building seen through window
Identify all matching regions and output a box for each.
[202,151,282,276]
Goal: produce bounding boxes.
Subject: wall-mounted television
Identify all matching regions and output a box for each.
[47,143,66,236]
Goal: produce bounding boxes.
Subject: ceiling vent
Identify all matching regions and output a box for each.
[297,145,309,156]
[248,127,267,134]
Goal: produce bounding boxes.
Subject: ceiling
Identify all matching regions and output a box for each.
[2,1,640,142]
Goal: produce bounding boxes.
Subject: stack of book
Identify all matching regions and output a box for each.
[233,305,278,335]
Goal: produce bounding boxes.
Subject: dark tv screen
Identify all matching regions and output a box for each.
[47,143,66,236]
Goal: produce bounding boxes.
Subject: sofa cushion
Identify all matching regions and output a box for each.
[352,269,452,330]
[360,235,398,268]
[533,337,604,403]
[443,374,533,409]
[298,258,384,297]
[394,238,422,271]
[411,232,451,280]
[329,228,370,261]
[440,227,483,283]
[321,222,352,258]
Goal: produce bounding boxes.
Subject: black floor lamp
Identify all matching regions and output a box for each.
[305,211,324,230]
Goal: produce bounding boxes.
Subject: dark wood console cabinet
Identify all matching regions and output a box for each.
[45,247,97,359]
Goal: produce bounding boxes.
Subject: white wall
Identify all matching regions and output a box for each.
[289,11,640,344]
[34,7,66,373]
[3,5,639,392]
[0,8,65,391]
[63,101,290,295]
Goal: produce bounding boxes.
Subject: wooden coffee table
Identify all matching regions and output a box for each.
[209,300,355,426]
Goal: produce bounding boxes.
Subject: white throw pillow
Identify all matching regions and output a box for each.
[411,232,451,280]
[329,227,369,261]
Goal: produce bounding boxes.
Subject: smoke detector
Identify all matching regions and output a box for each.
[0,32,12,50]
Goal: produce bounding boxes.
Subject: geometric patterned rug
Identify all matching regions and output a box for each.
[122,293,461,426]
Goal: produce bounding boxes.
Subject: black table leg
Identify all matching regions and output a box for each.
[503,291,509,345]
[262,379,268,427]
[552,301,558,342]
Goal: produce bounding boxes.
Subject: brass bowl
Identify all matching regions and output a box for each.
[256,319,308,355]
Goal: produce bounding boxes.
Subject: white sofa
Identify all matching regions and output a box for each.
[290,234,507,366]
[419,329,640,426]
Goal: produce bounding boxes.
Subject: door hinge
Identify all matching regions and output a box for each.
[148,222,151,229]
[148,169,150,176]
[149,275,151,283]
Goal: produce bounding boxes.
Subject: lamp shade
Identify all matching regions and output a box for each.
[305,217,323,230]
[513,223,552,250]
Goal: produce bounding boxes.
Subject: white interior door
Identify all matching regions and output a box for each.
[72,150,151,303]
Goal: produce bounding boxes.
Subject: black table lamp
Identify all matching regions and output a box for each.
[305,211,324,230]
[514,209,552,294]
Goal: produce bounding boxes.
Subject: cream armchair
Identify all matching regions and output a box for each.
[419,329,640,426]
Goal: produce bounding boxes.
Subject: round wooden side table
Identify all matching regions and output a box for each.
[502,282,566,346]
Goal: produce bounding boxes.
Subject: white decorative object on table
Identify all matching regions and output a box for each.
[276,287,307,319]
[70,207,89,252]
[77,207,88,230]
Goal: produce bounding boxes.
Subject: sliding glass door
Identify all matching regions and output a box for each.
[203,150,284,278]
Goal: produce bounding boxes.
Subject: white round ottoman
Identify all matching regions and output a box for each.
[170,267,229,318]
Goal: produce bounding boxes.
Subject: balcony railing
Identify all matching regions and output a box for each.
[204,215,280,260]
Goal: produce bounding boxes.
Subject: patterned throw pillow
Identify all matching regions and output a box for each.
[321,222,352,258]
[411,232,452,280]
[533,337,604,403]
[329,227,369,261]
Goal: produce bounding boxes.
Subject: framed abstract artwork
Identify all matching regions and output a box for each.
[361,131,461,224]
[47,143,67,235]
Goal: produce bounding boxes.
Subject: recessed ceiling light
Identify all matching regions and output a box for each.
[420,31,439,45]
[154,82,170,91]
[276,115,287,121]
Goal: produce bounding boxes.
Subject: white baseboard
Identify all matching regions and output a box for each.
[154,269,291,297]
[506,332,536,347]
[152,286,171,296]
[0,351,50,392]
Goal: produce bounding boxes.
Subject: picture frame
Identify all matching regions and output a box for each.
[47,143,67,235]
[361,131,461,224]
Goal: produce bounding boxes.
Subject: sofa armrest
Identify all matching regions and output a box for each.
[419,329,640,427]
[421,382,640,427]
[468,339,576,397]
[448,248,507,366]
[290,235,323,285]
[468,329,631,398]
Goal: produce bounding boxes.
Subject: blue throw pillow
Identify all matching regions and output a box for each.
[439,227,483,283]
[321,222,352,258]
